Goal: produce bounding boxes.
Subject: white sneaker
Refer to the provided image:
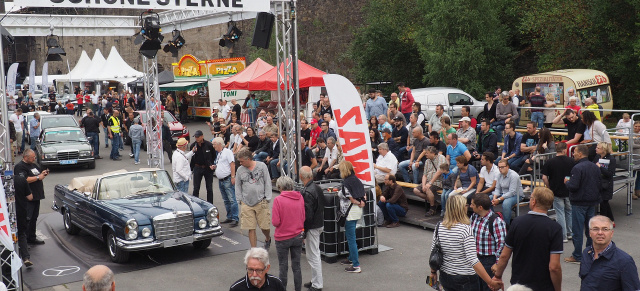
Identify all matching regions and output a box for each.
[134,161,140,165]
[563,239,568,243]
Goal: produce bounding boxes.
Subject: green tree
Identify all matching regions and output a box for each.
[348,0,425,92]
[414,0,515,99]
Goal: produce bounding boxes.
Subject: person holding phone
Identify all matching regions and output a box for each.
[14,149,48,245]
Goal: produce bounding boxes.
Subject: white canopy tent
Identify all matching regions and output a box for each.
[96,46,143,83]
[67,50,93,82]
[79,49,107,81]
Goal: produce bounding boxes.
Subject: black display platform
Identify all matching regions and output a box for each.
[23,213,251,290]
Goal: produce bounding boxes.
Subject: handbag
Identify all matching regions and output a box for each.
[429,222,444,270]
[337,204,352,228]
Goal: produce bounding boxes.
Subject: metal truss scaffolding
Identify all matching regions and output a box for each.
[0,33,21,290]
[273,0,301,180]
[143,56,164,169]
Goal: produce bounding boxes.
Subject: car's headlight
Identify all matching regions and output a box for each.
[141,227,151,238]
[79,151,92,157]
[198,219,207,229]
[127,230,138,240]
[44,153,56,159]
[126,219,138,230]
[182,128,188,134]
[207,208,218,222]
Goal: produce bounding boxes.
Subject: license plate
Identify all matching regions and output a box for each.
[60,159,78,165]
[162,236,194,248]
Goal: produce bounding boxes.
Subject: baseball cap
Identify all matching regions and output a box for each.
[310,119,318,124]
[393,116,403,121]
[460,117,471,122]
[193,130,204,137]
[176,138,188,147]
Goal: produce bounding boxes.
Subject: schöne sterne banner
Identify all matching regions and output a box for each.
[18,0,270,12]
[324,74,376,187]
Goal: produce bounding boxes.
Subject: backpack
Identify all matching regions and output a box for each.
[487,211,504,237]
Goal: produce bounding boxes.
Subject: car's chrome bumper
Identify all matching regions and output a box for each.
[116,225,223,251]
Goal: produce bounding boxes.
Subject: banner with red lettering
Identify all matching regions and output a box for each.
[323,74,375,188]
[0,177,14,251]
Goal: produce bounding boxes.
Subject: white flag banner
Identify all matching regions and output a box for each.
[11,251,21,280]
[5,63,19,97]
[29,60,36,94]
[324,74,376,187]
[42,62,49,95]
[0,177,15,252]
[19,0,269,12]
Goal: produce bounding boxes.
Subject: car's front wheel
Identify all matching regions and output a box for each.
[192,239,211,250]
[63,209,80,235]
[107,230,130,263]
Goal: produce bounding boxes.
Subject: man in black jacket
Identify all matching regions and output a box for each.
[14,174,33,267]
[564,145,601,264]
[14,149,49,245]
[190,130,216,202]
[299,166,324,291]
[475,119,499,160]
[80,109,103,159]
[252,130,272,162]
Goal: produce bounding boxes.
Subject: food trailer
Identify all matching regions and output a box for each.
[159,55,248,119]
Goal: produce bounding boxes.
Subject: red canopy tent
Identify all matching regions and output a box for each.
[246,60,327,91]
[220,58,274,90]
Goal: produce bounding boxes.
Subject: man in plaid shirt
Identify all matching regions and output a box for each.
[470,193,507,291]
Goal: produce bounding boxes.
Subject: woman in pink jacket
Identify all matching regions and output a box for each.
[272,176,305,291]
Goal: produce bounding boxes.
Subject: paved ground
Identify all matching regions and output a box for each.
[22,118,640,291]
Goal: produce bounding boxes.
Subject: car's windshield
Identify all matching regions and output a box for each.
[139,111,177,123]
[43,129,87,143]
[98,171,175,200]
[41,116,79,129]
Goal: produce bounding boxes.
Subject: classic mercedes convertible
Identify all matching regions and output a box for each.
[52,169,223,263]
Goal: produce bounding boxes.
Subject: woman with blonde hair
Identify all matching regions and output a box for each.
[337,161,366,273]
[429,195,500,291]
[165,94,176,117]
[543,93,557,128]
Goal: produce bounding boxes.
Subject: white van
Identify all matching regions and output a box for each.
[411,87,486,123]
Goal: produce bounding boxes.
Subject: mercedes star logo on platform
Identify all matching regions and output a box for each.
[42,266,81,277]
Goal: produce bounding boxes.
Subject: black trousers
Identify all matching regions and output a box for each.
[163,140,173,162]
[26,200,40,241]
[193,167,214,203]
[16,211,29,260]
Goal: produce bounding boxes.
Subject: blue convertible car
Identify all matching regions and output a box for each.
[52,169,223,263]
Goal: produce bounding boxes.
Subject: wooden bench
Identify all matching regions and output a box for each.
[396,181,418,188]
[520,180,546,188]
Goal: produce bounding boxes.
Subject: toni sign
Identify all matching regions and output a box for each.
[324,74,375,187]
[19,0,269,12]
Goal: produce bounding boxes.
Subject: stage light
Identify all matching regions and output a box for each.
[138,10,164,59]
[218,22,242,48]
[46,34,65,62]
[163,29,185,57]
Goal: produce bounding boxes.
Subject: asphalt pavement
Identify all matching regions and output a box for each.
[23,117,640,291]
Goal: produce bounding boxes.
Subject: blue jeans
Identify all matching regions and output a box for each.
[571,205,595,260]
[635,172,640,190]
[86,132,100,157]
[490,194,518,227]
[29,136,38,151]
[218,177,239,221]
[553,197,573,240]
[377,201,406,223]
[345,220,359,267]
[254,152,268,162]
[269,159,280,179]
[441,189,454,216]
[103,127,109,146]
[491,120,505,142]
[176,180,189,193]
[439,271,480,291]
[119,134,124,150]
[248,109,257,128]
[132,139,142,163]
[530,111,544,129]
[398,160,423,184]
[275,234,303,291]
[110,133,121,159]
[478,255,496,291]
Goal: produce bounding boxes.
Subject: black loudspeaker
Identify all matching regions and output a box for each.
[251,12,275,49]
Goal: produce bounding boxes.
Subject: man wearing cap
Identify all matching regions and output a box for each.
[309,119,321,148]
[190,130,217,203]
[457,116,477,154]
[392,116,409,160]
[172,138,196,193]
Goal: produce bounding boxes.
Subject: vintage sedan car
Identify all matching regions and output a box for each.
[52,169,222,263]
[36,127,95,169]
[136,110,189,148]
